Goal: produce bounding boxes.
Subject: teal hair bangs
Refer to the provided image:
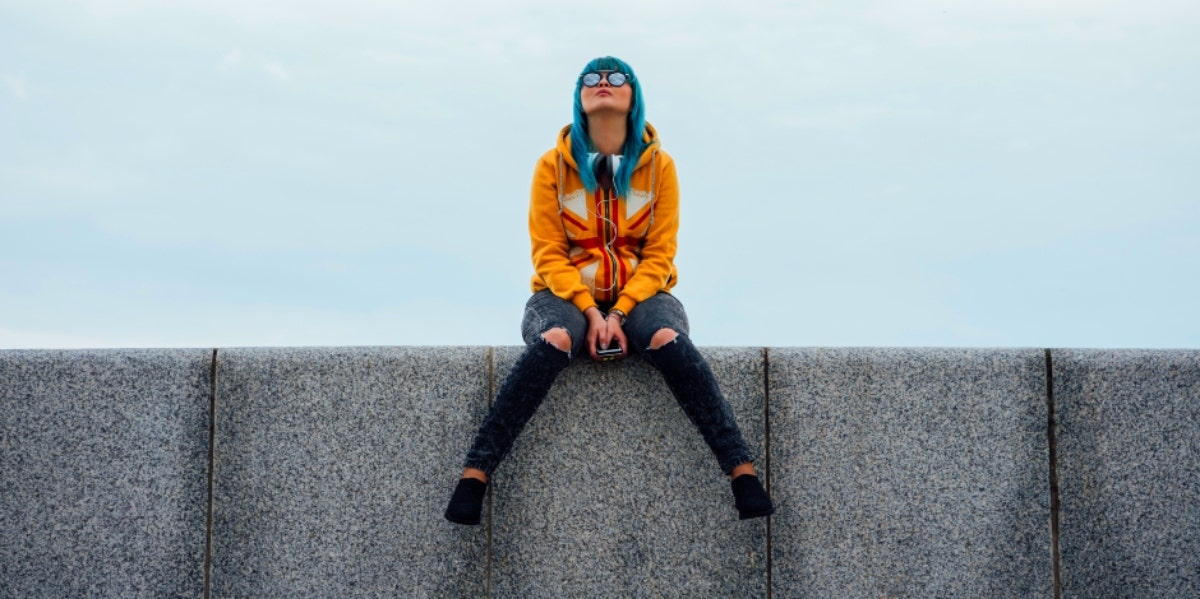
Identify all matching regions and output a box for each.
[570,56,647,198]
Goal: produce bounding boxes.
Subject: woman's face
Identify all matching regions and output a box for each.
[580,71,633,118]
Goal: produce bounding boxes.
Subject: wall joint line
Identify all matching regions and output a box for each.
[763,347,773,599]
[1044,348,1062,599]
[203,348,218,599]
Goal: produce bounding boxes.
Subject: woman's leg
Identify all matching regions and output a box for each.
[447,291,587,525]
[460,290,587,478]
[625,293,773,518]
[625,293,756,476]
[459,333,570,479]
[644,332,757,475]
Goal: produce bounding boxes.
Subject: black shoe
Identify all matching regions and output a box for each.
[444,478,487,525]
[731,474,774,520]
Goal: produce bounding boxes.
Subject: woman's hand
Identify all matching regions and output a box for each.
[585,307,628,361]
[604,316,629,360]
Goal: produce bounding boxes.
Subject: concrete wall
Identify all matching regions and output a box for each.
[1,350,211,598]
[1053,349,1200,597]
[2,347,1197,597]
[770,348,1052,597]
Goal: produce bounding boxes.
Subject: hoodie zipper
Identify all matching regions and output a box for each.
[600,186,619,301]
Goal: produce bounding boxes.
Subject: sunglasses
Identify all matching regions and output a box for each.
[580,71,630,88]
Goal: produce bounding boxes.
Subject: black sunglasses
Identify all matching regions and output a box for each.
[580,71,630,87]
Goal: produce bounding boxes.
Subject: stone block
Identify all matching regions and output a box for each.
[210,347,490,598]
[1053,349,1200,597]
[489,346,768,597]
[0,349,211,598]
[768,348,1052,597]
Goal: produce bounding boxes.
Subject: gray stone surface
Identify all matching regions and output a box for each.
[211,347,489,598]
[12,344,1197,597]
[768,348,1052,598]
[0,349,211,598]
[1053,349,1200,597]
[490,346,768,598]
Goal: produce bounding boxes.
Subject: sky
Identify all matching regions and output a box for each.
[1,0,1197,349]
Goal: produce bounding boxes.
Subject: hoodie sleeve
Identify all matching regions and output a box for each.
[613,152,679,316]
[529,152,598,313]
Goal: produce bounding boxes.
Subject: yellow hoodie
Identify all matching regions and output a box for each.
[529,123,679,315]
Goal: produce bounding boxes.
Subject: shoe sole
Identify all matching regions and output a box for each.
[738,507,775,520]
[444,508,482,526]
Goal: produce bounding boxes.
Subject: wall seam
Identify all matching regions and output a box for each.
[486,346,495,598]
[763,347,773,599]
[203,348,218,599]
[1044,349,1062,599]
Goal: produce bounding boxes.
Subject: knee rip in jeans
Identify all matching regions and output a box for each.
[539,328,572,353]
[648,327,679,351]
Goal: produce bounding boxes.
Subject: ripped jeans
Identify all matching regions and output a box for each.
[461,290,756,476]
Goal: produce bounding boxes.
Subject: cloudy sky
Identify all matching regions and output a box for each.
[2,0,1197,349]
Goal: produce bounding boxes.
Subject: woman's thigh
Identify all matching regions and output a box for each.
[520,289,588,357]
[624,292,690,355]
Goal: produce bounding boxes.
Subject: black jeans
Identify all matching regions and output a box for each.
[461,290,755,476]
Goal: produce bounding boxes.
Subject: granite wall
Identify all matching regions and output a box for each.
[1,347,1197,598]
[1053,349,1200,597]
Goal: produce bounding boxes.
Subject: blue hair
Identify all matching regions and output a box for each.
[570,56,647,199]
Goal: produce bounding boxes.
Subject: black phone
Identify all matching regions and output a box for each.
[597,347,623,360]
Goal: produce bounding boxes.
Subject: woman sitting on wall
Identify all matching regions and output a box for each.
[444,56,774,525]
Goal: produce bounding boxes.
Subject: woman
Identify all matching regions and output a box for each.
[445,56,773,525]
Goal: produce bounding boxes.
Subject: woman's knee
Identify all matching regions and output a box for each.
[648,327,679,350]
[540,327,572,353]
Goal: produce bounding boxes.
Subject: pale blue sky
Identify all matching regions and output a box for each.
[2,0,1197,349]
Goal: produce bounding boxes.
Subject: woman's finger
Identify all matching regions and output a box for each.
[609,325,628,357]
[586,324,601,361]
[598,321,615,350]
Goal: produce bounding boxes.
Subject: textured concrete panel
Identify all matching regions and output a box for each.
[211,347,489,598]
[0,349,211,598]
[491,347,768,598]
[1054,349,1200,597]
[769,348,1052,598]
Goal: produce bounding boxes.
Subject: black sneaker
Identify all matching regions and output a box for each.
[731,474,775,520]
[444,478,487,525]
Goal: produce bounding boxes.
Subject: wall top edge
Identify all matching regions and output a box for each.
[2,345,1196,354]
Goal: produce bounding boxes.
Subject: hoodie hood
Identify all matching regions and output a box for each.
[555,122,661,171]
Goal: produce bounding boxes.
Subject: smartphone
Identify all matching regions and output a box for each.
[597,347,623,361]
